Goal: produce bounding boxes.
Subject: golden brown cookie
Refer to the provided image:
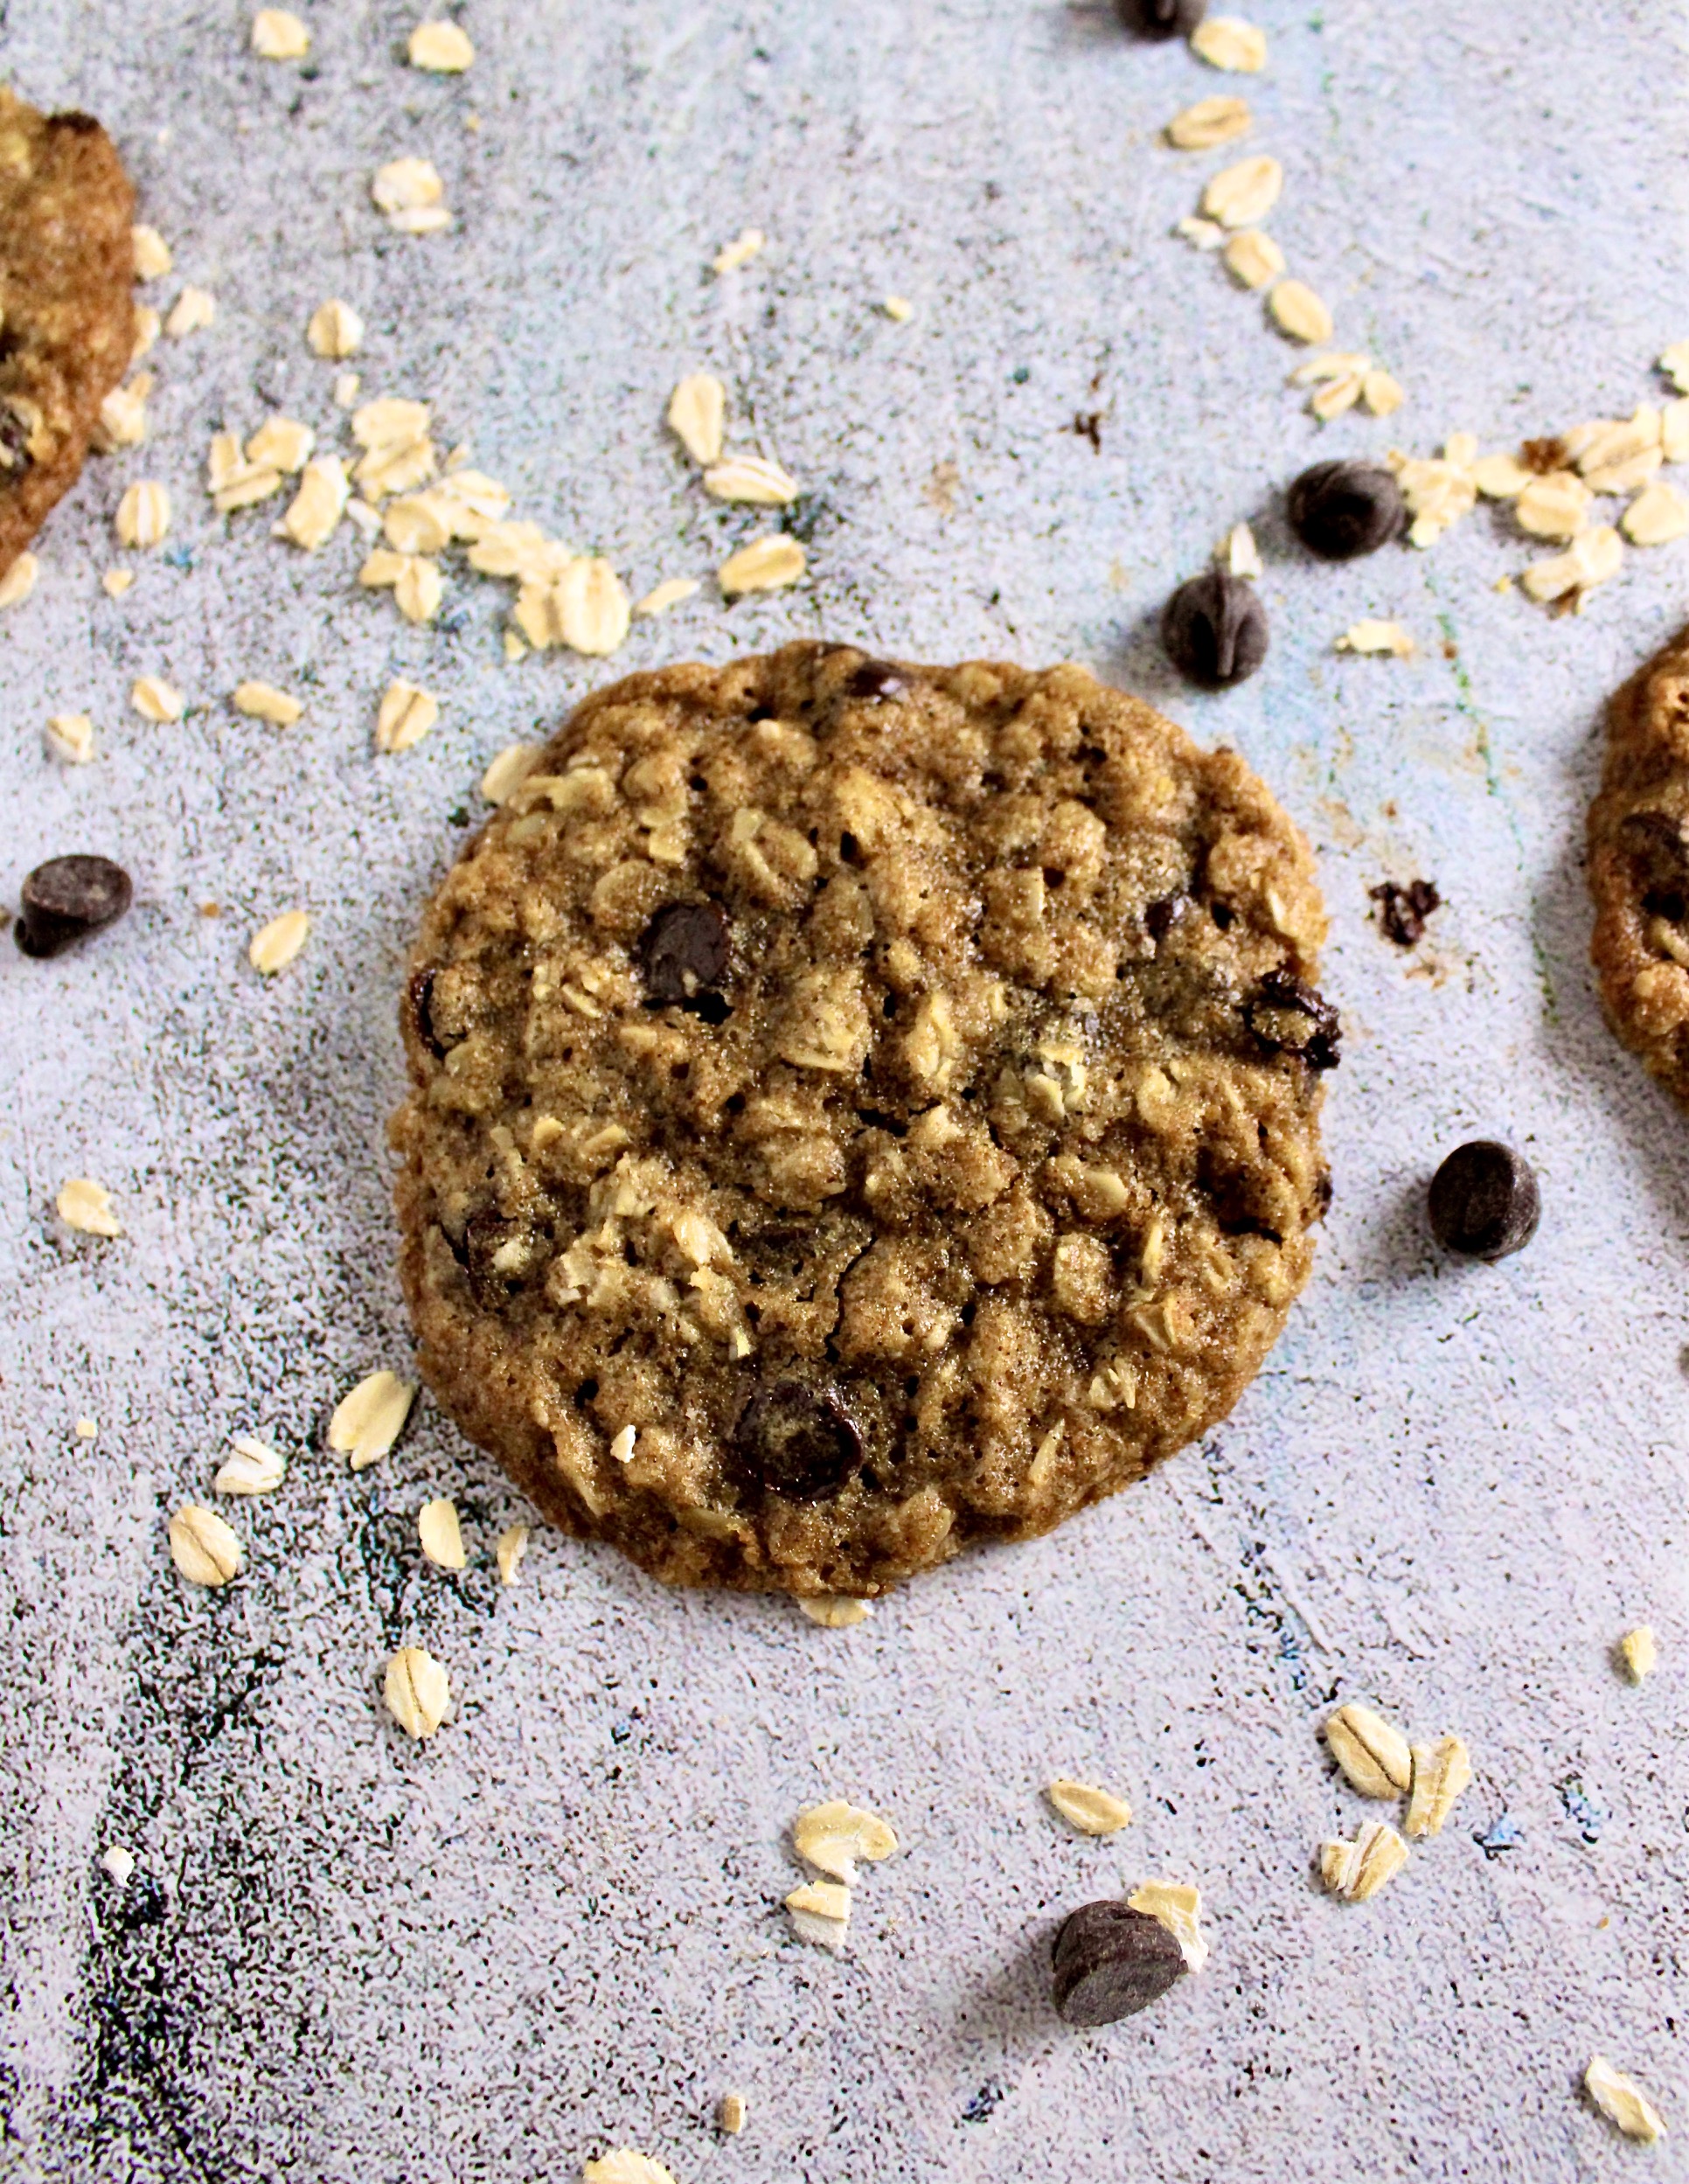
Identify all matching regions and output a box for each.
[0,90,136,580]
[1589,629,1689,1105]
[391,645,1335,1596]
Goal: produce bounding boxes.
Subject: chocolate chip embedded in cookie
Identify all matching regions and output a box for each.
[0,90,136,581]
[1589,628,1689,1105]
[391,643,1335,1596]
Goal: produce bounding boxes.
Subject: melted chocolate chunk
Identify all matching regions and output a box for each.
[1371,878,1441,948]
[408,967,446,1058]
[1144,893,1190,943]
[1246,972,1341,1071]
[1052,1902,1188,2026]
[1287,459,1404,560]
[463,1209,523,1304]
[639,901,731,1009]
[844,657,910,701]
[732,1379,864,1500]
[16,853,132,956]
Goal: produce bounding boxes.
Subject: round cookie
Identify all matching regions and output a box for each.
[392,644,1336,1596]
[1589,628,1689,1104]
[0,89,136,581]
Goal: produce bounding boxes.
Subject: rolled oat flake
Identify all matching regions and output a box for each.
[1162,567,1269,689]
[1052,1900,1189,2025]
[17,854,133,956]
[1428,1140,1540,1261]
[1287,459,1406,560]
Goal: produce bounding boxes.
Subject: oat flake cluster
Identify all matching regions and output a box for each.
[392,643,1334,1596]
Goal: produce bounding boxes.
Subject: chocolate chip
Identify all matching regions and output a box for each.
[1145,892,1190,942]
[0,404,35,476]
[844,657,910,701]
[732,1379,864,1500]
[639,901,731,1009]
[15,854,133,957]
[1162,569,1269,690]
[1621,810,1689,922]
[1052,1902,1187,2026]
[408,967,447,1058]
[1370,879,1441,948]
[1428,1141,1540,1262]
[1115,0,1206,38]
[1246,971,1341,1071]
[49,110,105,135]
[1287,459,1405,561]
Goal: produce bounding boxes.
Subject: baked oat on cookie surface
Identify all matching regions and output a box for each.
[392,643,1335,1596]
[0,87,135,579]
[1589,628,1689,1105]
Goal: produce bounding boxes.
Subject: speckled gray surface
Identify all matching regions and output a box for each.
[1,2,1686,2178]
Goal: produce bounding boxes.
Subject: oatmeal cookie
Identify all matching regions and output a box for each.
[0,89,136,581]
[1589,629,1689,1105]
[392,644,1335,1596]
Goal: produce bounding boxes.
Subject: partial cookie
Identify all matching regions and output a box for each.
[0,90,136,580]
[392,644,1335,1596]
[1589,628,1689,1104]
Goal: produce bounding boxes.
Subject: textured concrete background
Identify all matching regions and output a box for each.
[1,2,1686,2178]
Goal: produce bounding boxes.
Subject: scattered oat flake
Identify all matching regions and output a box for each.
[45,713,94,764]
[882,294,914,321]
[102,567,135,598]
[214,1436,286,1495]
[165,286,215,339]
[1521,525,1623,603]
[1168,94,1252,149]
[247,416,314,473]
[372,158,447,233]
[409,18,474,69]
[1362,368,1404,417]
[96,377,151,450]
[131,675,184,721]
[1585,2057,1666,2146]
[1616,1624,1658,1681]
[132,303,161,358]
[115,481,170,549]
[496,1522,529,1584]
[75,1417,97,1440]
[582,2154,679,2184]
[1320,1819,1408,1902]
[1310,372,1365,422]
[634,575,701,618]
[1201,155,1282,229]
[131,224,171,281]
[330,1370,415,1470]
[784,1879,851,1946]
[1126,1880,1209,1972]
[1517,471,1591,539]
[58,1178,122,1237]
[279,457,351,549]
[1472,451,1531,498]
[101,1844,135,1886]
[393,556,442,623]
[0,553,38,609]
[555,558,629,654]
[712,227,764,275]
[1176,215,1227,251]
[359,547,408,589]
[1663,397,1689,463]
[307,298,363,360]
[384,490,455,554]
[1268,279,1333,345]
[1337,620,1414,658]
[1046,1778,1132,1835]
[1323,1703,1412,1797]
[384,1646,451,1738]
[375,680,440,755]
[718,2093,747,2136]
[232,680,303,725]
[418,1496,467,1570]
[703,455,799,506]
[168,1504,243,1588]
[335,373,362,410]
[719,533,806,595]
[1222,228,1282,289]
[796,1595,874,1626]
[1192,15,1267,69]
[481,741,542,803]
[609,1424,637,1465]
[248,908,310,974]
[251,6,309,57]
[794,1800,898,1883]
[1623,482,1689,546]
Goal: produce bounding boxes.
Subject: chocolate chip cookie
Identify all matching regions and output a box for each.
[392,644,1335,1596]
[1589,628,1689,1105]
[0,89,136,581]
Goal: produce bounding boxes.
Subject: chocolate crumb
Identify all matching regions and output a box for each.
[1371,879,1441,947]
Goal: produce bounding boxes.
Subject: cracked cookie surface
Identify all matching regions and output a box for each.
[392,644,1334,1596]
[0,89,136,580]
[1590,628,1689,1106]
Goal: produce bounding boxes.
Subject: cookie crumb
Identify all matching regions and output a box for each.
[329,1370,415,1470]
[232,680,303,726]
[796,1595,874,1626]
[75,1417,98,1441]
[712,227,765,275]
[101,1844,136,1885]
[214,1436,286,1495]
[250,6,309,59]
[168,1504,243,1588]
[1191,14,1267,69]
[130,675,184,722]
[1125,1879,1209,1971]
[58,1178,122,1237]
[102,567,135,598]
[408,19,474,71]
[1319,1819,1408,1902]
[1046,1778,1133,1835]
[717,2092,747,2136]
[1336,619,1414,658]
[248,908,310,974]
[496,1523,529,1584]
[418,1497,467,1570]
[383,1646,451,1738]
[1616,1625,1657,1682]
[1585,2056,1666,2146]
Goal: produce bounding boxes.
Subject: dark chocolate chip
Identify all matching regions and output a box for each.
[1370,879,1441,948]
[1115,0,1206,38]
[49,109,105,134]
[1145,892,1190,942]
[732,1379,864,1500]
[1620,810,1689,915]
[844,657,910,701]
[1287,459,1405,560]
[0,404,36,477]
[639,901,731,1009]
[1246,971,1341,1071]
[16,854,133,957]
[1052,1902,1188,2027]
[408,967,447,1058]
[1162,569,1269,690]
[1428,1140,1540,1262]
